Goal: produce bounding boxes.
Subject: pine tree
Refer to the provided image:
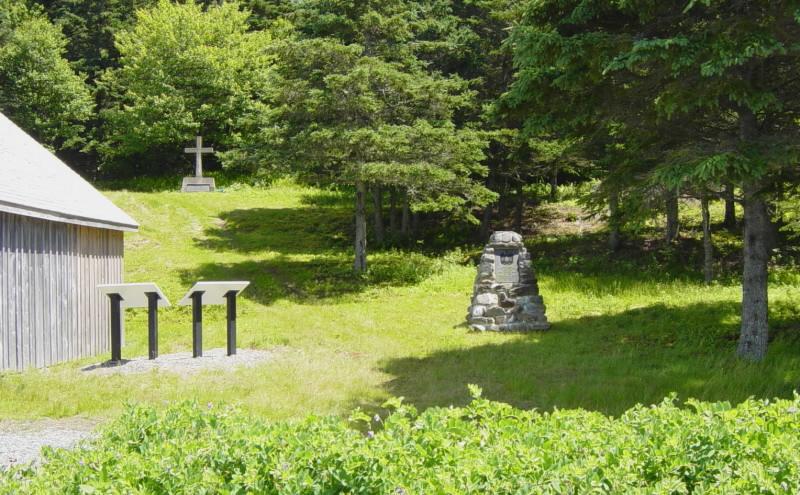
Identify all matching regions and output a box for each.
[503,0,800,360]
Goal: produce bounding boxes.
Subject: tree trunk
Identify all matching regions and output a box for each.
[549,170,558,202]
[665,189,680,243]
[353,181,367,273]
[701,195,713,284]
[737,181,770,360]
[514,189,525,233]
[372,185,384,245]
[723,182,737,229]
[497,193,507,220]
[401,190,410,236]
[389,188,398,233]
[608,190,620,251]
[497,178,510,220]
[412,212,420,236]
[480,175,496,240]
[736,103,769,361]
[480,205,492,240]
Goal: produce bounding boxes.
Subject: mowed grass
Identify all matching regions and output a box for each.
[1,180,799,420]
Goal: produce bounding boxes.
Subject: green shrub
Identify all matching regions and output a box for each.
[3,392,800,493]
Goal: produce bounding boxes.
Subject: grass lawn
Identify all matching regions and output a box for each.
[1,180,799,420]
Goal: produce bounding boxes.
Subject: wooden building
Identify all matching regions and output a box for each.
[0,113,139,370]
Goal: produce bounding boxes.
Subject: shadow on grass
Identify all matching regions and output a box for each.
[197,206,352,255]
[199,191,479,257]
[379,301,800,416]
[189,189,457,305]
[178,252,446,306]
[526,230,744,284]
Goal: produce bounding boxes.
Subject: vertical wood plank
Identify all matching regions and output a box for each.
[0,212,125,370]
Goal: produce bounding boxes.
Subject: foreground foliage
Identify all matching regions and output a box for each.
[3,394,800,493]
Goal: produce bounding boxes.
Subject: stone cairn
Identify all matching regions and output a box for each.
[467,231,549,331]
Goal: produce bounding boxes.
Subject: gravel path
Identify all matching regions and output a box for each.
[0,418,98,469]
[80,347,279,376]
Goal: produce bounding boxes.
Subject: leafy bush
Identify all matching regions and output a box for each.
[3,392,800,493]
[0,0,93,150]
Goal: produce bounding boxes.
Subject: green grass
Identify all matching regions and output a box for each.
[1,179,799,420]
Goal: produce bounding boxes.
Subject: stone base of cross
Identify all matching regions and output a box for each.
[181,135,216,193]
[181,176,216,193]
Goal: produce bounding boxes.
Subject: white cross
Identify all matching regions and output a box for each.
[184,135,214,177]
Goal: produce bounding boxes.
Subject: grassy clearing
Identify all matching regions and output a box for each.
[1,179,798,420]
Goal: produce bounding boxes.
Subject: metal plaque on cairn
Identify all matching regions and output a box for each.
[467,231,549,331]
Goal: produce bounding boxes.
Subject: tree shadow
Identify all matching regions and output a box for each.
[190,188,457,305]
[197,205,352,255]
[178,252,446,306]
[379,301,800,416]
[526,230,746,284]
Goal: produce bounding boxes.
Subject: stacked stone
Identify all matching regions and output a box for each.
[467,231,549,332]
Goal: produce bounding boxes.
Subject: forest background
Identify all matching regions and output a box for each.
[2,0,800,361]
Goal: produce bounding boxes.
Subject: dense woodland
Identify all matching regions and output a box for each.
[2,0,800,361]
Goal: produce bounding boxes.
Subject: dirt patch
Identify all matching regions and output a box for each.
[491,203,603,238]
[528,203,603,236]
[127,237,160,249]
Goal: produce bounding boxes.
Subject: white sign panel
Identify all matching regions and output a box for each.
[178,281,250,306]
[97,283,171,308]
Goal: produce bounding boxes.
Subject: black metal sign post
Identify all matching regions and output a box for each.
[146,292,160,359]
[179,281,248,359]
[225,290,237,356]
[108,293,123,363]
[191,291,204,358]
[99,283,170,364]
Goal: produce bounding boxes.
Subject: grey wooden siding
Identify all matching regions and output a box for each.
[0,211,123,370]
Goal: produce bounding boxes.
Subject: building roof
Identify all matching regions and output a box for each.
[0,113,138,232]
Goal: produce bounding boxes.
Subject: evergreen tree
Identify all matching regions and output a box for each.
[504,0,800,360]
[34,0,150,79]
[260,33,493,271]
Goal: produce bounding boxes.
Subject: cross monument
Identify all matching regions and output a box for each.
[185,135,213,177]
[180,135,216,192]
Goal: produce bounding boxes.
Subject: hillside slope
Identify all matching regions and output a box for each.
[1,181,799,419]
